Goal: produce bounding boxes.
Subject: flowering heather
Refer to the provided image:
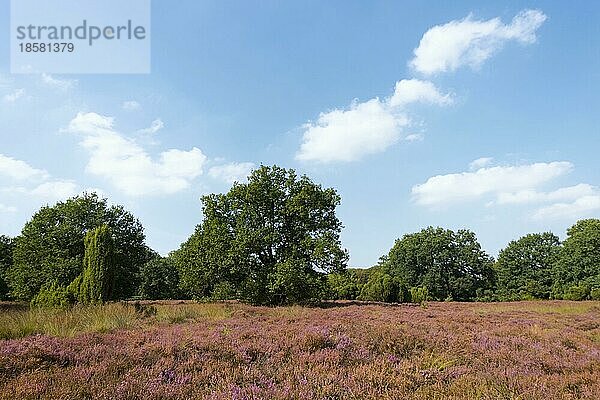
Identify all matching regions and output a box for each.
[1,301,599,399]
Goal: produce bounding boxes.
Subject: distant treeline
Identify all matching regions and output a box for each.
[0,165,598,307]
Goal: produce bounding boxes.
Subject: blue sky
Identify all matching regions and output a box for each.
[0,1,599,266]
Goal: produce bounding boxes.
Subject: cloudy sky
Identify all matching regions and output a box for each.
[1,1,599,266]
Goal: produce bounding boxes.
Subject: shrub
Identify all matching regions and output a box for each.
[563,284,590,301]
[30,282,71,308]
[410,286,429,304]
[78,225,115,305]
[358,272,406,303]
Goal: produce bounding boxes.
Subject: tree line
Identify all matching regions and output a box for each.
[0,165,598,307]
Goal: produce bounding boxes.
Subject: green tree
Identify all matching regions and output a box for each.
[327,268,375,300]
[78,225,115,304]
[173,165,348,305]
[31,281,71,308]
[494,233,560,300]
[0,235,14,300]
[381,227,495,301]
[552,219,600,299]
[7,193,150,300]
[139,257,181,300]
[358,270,407,302]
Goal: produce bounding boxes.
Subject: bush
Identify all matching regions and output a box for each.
[563,284,590,301]
[358,272,406,303]
[30,282,71,308]
[78,225,115,304]
[410,286,429,304]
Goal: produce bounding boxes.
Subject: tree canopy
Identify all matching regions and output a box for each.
[381,227,495,301]
[0,235,14,300]
[138,257,181,300]
[6,193,151,301]
[552,219,600,300]
[495,233,560,300]
[173,165,348,305]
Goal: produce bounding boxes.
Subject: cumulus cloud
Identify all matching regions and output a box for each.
[0,154,85,203]
[469,157,494,170]
[297,98,408,162]
[297,79,450,163]
[41,73,77,91]
[122,100,141,111]
[412,161,573,206]
[209,162,255,184]
[410,9,547,75]
[389,79,453,108]
[0,154,49,181]
[534,195,600,220]
[2,88,26,103]
[496,184,597,205]
[67,112,207,196]
[30,180,79,200]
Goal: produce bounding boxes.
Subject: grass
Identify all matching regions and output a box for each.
[0,300,599,399]
[473,300,600,316]
[0,301,234,340]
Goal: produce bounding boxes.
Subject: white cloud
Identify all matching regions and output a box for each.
[0,154,49,181]
[297,98,409,162]
[209,162,255,184]
[296,79,451,163]
[412,161,573,206]
[137,119,164,135]
[67,112,208,196]
[469,157,494,170]
[41,73,77,91]
[534,195,600,221]
[410,9,547,75]
[389,79,453,108]
[30,180,79,200]
[0,204,17,213]
[2,88,25,103]
[497,183,597,205]
[122,100,141,111]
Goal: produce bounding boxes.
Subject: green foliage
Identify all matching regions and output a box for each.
[409,286,429,304]
[210,281,236,301]
[30,281,71,309]
[327,268,375,300]
[358,271,406,302]
[0,235,14,300]
[6,193,151,301]
[381,227,495,301]
[495,232,560,300]
[552,219,600,299]
[138,257,181,300]
[173,165,348,305]
[269,260,327,305]
[562,284,590,301]
[78,225,115,304]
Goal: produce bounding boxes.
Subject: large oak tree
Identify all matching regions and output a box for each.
[173,165,348,305]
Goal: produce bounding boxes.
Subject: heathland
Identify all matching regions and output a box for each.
[1,301,599,399]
